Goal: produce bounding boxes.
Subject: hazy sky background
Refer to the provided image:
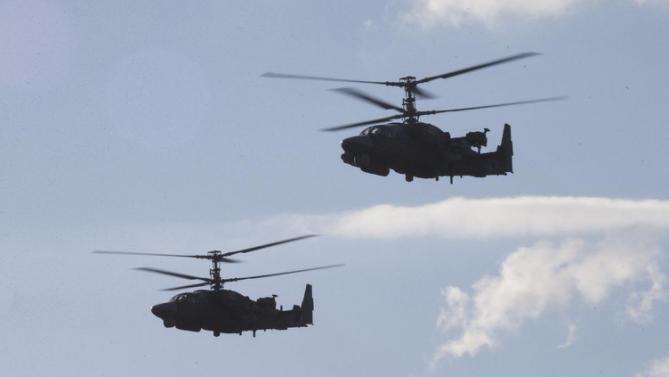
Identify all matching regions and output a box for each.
[2,1,669,376]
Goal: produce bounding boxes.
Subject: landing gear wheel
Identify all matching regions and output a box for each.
[405,174,413,182]
[213,331,220,337]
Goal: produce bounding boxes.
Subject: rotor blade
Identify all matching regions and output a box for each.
[217,256,242,263]
[417,96,567,116]
[223,264,345,283]
[331,87,405,112]
[411,86,438,99]
[133,267,211,282]
[262,72,396,86]
[220,234,318,258]
[161,282,210,291]
[321,114,405,132]
[94,250,200,258]
[93,250,240,263]
[415,52,541,84]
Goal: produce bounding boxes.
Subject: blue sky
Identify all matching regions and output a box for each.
[2,1,669,376]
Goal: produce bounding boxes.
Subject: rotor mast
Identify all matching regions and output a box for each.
[208,251,224,290]
[400,76,418,123]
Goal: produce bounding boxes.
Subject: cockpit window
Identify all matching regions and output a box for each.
[361,126,388,136]
[171,293,189,302]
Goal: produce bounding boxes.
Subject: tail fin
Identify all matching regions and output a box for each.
[300,284,313,325]
[498,124,513,173]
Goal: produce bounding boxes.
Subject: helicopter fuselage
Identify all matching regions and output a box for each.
[150,284,314,337]
[263,52,560,183]
[339,122,513,182]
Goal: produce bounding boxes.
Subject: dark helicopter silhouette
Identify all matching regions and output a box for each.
[94,235,343,337]
[263,52,565,182]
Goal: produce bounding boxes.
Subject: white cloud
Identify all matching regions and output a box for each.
[558,322,577,349]
[272,197,669,239]
[432,235,665,361]
[628,264,667,323]
[405,0,580,27]
[637,354,669,377]
[403,0,669,28]
[258,197,669,366]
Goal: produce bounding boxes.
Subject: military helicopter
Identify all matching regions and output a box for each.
[94,235,343,337]
[263,52,565,182]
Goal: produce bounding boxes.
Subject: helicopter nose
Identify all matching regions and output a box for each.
[151,302,176,319]
[341,136,372,153]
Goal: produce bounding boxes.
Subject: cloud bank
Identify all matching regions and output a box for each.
[403,0,669,28]
[265,196,669,363]
[275,196,669,239]
[433,235,665,361]
[406,0,580,27]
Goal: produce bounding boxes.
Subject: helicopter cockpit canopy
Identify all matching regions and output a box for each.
[171,293,191,302]
[360,126,393,136]
[171,292,208,304]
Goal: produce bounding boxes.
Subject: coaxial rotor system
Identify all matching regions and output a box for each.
[94,235,343,291]
[263,52,566,131]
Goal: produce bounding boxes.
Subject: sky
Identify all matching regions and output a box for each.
[1,0,669,376]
